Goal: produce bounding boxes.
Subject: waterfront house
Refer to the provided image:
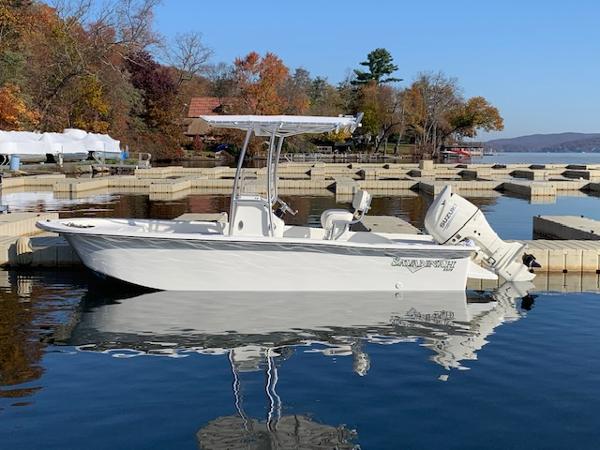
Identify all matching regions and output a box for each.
[184,97,234,150]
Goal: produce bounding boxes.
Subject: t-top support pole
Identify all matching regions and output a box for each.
[228,128,253,236]
[266,130,276,236]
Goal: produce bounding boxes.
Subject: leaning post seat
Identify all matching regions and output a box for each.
[321,190,372,240]
[320,209,355,238]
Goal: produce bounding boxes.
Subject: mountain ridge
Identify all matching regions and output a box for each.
[485,132,600,152]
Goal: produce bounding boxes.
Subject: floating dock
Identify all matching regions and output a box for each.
[533,215,600,240]
[3,161,600,201]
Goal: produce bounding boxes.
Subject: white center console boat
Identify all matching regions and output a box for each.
[37,115,538,291]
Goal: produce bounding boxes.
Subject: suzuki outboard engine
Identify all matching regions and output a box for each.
[424,185,538,282]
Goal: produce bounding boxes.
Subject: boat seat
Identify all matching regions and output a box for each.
[321,190,372,240]
[320,209,355,239]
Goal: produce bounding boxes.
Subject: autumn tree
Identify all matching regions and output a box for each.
[403,72,503,156]
[233,51,289,114]
[446,96,504,140]
[352,48,401,85]
[68,75,111,132]
[0,84,38,130]
[124,50,184,159]
[0,0,213,159]
[0,1,38,125]
[344,49,405,152]
[0,0,31,49]
[126,51,178,128]
[20,0,162,130]
[353,82,405,151]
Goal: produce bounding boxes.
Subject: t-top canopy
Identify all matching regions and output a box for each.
[199,114,362,137]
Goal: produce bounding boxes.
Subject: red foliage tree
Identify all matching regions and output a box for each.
[233,51,288,114]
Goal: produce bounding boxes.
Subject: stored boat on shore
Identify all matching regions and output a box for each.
[0,128,122,164]
[38,115,538,291]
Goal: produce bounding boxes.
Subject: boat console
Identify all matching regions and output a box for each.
[228,194,285,238]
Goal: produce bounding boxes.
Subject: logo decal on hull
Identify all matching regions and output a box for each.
[393,307,456,325]
[391,257,457,273]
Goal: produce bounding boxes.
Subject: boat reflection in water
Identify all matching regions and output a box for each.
[64,283,535,449]
[70,282,534,373]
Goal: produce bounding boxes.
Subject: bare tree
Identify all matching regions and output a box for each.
[49,0,93,23]
[166,32,213,87]
[205,62,236,98]
[405,72,461,156]
[375,86,406,153]
[51,0,162,57]
[113,0,161,51]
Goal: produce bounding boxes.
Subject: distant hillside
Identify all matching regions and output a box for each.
[486,133,600,152]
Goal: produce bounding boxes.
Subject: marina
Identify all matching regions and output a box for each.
[0,154,599,279]
[0,150,600,279]
[2,0,600,447]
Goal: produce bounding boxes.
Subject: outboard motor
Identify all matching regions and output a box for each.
[424,186,539,282]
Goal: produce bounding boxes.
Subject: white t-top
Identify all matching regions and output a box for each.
[199,114,361,136]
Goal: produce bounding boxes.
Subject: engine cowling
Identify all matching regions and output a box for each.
[424,185,537,282]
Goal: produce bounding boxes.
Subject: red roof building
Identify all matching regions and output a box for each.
[185,97,235,139]
[187,97,234,117]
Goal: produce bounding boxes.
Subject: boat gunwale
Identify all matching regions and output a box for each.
[37,218,476,254]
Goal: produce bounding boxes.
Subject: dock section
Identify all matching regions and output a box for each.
[3,162,600,201]
[354,216,422,234]
[533,215,600,240]
[0,212,78,267]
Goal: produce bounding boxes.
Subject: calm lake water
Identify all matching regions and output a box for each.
[2,190,600,240]
[1,153,600,449]
[1,272,600,449]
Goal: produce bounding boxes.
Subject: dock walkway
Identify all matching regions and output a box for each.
[533,215,600,240]
[4,161,600,201]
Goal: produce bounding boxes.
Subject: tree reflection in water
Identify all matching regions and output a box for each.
[0,271,88,401]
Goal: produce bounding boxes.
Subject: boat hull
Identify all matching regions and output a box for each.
[63,232,472,291]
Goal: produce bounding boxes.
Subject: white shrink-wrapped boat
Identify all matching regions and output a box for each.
[37,115,538,291]
[0,128,121,163]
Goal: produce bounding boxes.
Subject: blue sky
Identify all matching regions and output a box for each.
[154,0,600,139]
